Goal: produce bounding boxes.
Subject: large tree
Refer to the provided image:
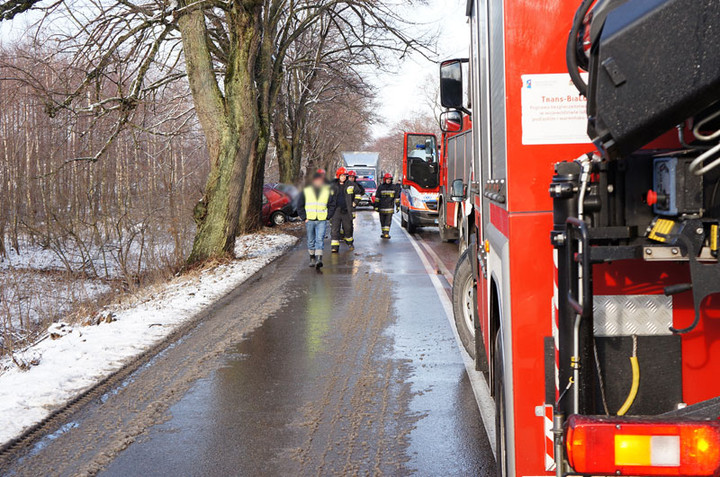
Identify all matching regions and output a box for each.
[273,14,376,184]
[1,0,430,263]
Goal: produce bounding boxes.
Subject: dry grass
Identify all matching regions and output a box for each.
[0,223,298,361]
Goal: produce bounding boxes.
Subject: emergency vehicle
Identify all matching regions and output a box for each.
[354,176,377,207]
[442,1,720,476]
[342,151,378,206]
[438,113,473,247]
[400,132,440,233]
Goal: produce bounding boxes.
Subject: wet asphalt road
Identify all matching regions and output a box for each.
[5,211,494,476]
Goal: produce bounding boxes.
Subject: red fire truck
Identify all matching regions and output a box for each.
[443,1,720,476]
[400,132,440,233]
[438,114,473,247]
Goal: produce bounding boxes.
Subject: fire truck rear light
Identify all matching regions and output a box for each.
[614,435,680,467]
[566,415,720,476]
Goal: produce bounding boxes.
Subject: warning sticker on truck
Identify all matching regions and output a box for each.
[521,73,591,145]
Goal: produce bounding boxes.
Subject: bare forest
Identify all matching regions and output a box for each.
[0,1,431,357]
[0,45,207,358]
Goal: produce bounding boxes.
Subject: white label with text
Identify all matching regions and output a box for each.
[521,73,591,145]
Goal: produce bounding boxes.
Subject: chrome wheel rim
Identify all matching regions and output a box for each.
[462,274,475,338]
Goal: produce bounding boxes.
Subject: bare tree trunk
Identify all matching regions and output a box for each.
[274,119,294,183]
[180,5,261,263]
[236,27,281,233]
[275,121,305,184]
[237,132,267,234]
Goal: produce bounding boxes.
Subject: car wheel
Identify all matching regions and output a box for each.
[271,211,286,226]
[407,221,417,234]
[494,334,509,477]
[453,248,476,359]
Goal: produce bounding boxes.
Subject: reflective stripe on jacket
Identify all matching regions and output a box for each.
[304,185,331,220]
[351,180,365,201]
[374,183,401,211]
[331,179,355,213]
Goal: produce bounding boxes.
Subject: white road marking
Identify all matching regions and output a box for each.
[414,235,454,285]
[394,217,497,458]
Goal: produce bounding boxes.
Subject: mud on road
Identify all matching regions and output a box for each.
[3,212,494,477]
[1,252,297,477]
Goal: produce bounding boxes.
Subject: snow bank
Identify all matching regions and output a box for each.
[0,233,297,446]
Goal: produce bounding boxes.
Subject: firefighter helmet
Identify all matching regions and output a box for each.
[347,170,357,178]
[336,167,348,178]
[316,168,326,176]
[383,173,393,181]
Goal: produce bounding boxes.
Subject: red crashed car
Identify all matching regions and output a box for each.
[262,184,299,226]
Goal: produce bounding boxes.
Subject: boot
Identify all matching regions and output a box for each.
[315,254,324,269]
[385,233,391,239]
[347,242,355,251]
[309,254,316,267]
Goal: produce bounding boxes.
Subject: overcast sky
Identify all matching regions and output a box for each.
[369,0,469,138]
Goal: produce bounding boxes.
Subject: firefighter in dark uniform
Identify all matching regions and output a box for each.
[347,170,365,213]
[330,167,356,252]
[374,173,401,239]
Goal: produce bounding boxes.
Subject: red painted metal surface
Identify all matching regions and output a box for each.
[595,261,720,406]
[503,1,590,215]
[508,212,555,475]
[439,127,462,229]
[464,2,720,475]
[402,131,440,193]
[490,203,509,238]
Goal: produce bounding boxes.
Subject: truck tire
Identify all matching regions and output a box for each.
[453,248,476,359]
[401,213,408,229]
[458,216,468,255]
[494,334,509,477]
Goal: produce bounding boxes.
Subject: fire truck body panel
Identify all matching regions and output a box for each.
[465,0,596,474]
[439,129,472,238]
[448,0,720,475]
[593,260,720,408]
[508,212,556,475]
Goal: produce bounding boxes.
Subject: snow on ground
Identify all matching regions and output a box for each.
[0,233,297,446]
[0,234,178,279]
[0,271,113,332]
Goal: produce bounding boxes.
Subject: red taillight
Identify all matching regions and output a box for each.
[566,415,720,476]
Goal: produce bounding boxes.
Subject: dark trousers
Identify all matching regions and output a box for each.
[331,210,354,246]
[379,213,393,234]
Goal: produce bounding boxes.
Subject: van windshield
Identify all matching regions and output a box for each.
[358,180,376,189]
[353,168,375,178]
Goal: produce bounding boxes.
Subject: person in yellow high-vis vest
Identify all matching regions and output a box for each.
[298,171,337,269]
